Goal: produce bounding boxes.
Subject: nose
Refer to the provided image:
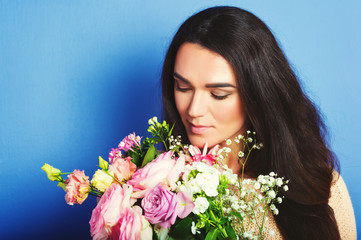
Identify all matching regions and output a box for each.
[188,91,207,118]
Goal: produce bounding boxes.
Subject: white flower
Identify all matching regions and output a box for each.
[203,184,218,197]
[254,182,261,190]
[277,197,282,204]
[222,147,231,153]
[191,222,200,235]
[258,176,266,185]
[222,171,237,185]
[193,197,209,214]
[269,230,275,237]
[268,177,275,186]
[269,172,275,177]
[196,162,210,173]
[238,151,244,158]
[270,204,276,211]
[187,178,201,194]
[226,139,232,145]
[276,178,283,187]
[283,185,289,191]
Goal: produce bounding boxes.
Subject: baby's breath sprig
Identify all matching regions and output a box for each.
[222,131,263,184]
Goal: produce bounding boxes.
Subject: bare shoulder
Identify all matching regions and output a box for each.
[329,170,357,240]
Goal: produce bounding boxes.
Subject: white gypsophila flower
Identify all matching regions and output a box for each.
[254,182,261,189]
[235,139,240,143]
[223,147,231,153]
[283,185,289,191]
[268,177,275,186]
[268,190,276,199]
[270,204,276,211]
[238,151,244,158]
[269,172,275,177]
[193,197,209,215]
[231,202,240,211]
[240,191,246,199]
[276,178,283,187]
[258,206,265,213]
[247,130,251,134]
[273,208,279,215]
[247,137,253,143]
[226,139,232,145]
[261,185,269,193]
[243,179,251,185]
[277,197,282,204]
[258,176,266,185]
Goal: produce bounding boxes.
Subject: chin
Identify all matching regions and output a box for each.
[188,135,219,149]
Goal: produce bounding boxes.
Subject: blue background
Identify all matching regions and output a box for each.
[0,1,360,239]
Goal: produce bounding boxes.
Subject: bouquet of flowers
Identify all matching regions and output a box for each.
[42,117,288,240]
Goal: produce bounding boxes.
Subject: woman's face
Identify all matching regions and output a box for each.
[174,42,247,148]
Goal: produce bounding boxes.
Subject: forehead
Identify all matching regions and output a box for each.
[174,42,236,85]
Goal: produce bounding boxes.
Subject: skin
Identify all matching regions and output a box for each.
[174,42,247,173]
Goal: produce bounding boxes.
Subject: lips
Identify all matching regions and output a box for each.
[188,122,212,134]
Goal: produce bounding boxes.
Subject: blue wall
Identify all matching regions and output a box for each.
[1,1,360,239]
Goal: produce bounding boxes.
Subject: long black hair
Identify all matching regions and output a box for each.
[162,6,340,239]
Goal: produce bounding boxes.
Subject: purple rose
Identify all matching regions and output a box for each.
[141,184,194,229]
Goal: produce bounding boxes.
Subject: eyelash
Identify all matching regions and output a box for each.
[211,93,230,100]
[175,82,230,100]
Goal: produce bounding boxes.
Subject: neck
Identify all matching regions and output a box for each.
[220,141,249,178]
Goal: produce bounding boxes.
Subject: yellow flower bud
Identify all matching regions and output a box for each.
[98,156,108,170]
[91,169,114,192]
[41,163,62,181]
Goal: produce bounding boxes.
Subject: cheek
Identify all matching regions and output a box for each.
[174,91,188,118]
[213,97,245,126]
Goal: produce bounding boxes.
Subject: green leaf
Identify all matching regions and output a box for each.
[225,225,236,239]
[230,211,243,220]
[130,152,141,166]
[168,122,175,137]
[141,144,156,167]
[205,228,220,240]
[168,217,193,239]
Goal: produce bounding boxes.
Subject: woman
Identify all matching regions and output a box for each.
[162,6,356,239]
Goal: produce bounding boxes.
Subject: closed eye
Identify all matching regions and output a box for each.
[175,80,192,92]
[211,92,231,100]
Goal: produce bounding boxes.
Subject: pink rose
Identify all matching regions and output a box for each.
[188,143,219,166]
[110,206,152,240]
[128,152,185,198]
[109,156,137,183]
[89,184,135,240]
[141,184,194,229]
[118,132,141,152]
[64,170,90,205]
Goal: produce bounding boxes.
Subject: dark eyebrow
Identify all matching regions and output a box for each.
[173,72,236,88]
[173,72,190,84]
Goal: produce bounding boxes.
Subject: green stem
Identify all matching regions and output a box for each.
[105,170,122,185]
